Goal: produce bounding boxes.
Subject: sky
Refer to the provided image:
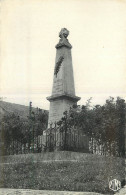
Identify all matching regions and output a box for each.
[0,0,126,110]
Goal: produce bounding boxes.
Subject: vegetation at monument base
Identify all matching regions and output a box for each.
[0,96,125,157]
[0,97,125,194]
[57,96,125,157]
[0,154,124,194]
[0,105,48,150]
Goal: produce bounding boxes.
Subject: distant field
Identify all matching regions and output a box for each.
[0,152,125,194]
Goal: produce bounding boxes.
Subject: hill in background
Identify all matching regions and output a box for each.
[0,101,48,120]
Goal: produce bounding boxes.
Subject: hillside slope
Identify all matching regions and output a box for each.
[0,101,48,119]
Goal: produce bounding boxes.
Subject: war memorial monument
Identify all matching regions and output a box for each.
[47,28,80,126]
[0,28,125,195]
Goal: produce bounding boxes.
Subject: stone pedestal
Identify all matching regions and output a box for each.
[47,28,80,126]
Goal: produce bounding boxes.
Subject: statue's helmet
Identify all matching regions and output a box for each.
[59,28,69,38]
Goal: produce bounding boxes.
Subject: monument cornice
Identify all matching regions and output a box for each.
[46,94,81,102]
[55,42,72,49]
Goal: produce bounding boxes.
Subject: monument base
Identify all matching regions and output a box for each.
[47,94,80,127]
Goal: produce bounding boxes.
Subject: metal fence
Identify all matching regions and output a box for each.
[0,126,89,156]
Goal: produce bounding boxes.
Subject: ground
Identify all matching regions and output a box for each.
[0,187,126,195]
[0,189,106,195]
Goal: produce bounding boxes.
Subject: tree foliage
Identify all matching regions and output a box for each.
[0,97,125,157]
[0,108,48,149]
[57,97,125,157]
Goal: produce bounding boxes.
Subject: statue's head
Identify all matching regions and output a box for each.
[59,28,69,39]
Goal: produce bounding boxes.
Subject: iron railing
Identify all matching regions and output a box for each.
[0,126,89,155]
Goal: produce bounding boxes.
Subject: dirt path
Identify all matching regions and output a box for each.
[0,188,104,195]
[115,185,126,195]
[1,187,125,195]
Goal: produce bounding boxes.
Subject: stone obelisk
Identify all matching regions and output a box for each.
[47,28,80,126]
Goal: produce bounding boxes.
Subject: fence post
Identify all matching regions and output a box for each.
[13,139,14,155]
[17,140,18,154]
[37,135,38,153]
[69,128,71,150]
[54,122,56,150]
[32,125,34,153]
[46,129,47,152]
[78,130,79,150]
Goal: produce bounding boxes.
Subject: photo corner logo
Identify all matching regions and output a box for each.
[109,179,121,192]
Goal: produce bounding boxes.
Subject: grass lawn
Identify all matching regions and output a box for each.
[0,155,125,194]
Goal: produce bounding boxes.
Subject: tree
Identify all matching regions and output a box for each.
[56,97,125,157]
[116,97,125,157]
[0,106,49,154]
